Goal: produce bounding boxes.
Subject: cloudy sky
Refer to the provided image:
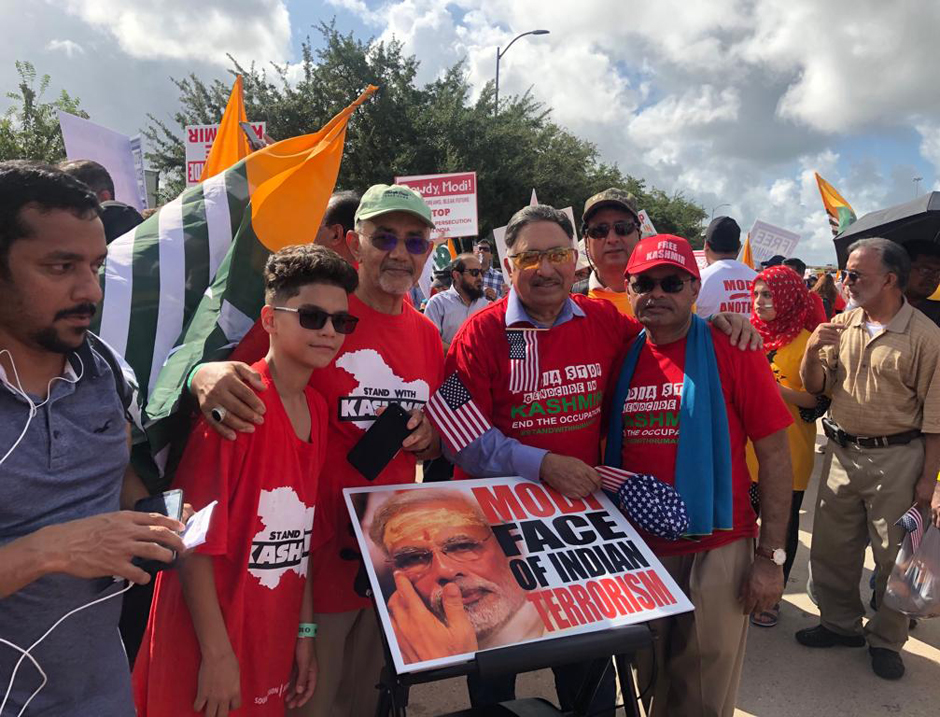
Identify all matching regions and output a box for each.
[2,0,938,265]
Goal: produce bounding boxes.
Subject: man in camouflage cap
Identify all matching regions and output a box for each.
[574,188,643,316]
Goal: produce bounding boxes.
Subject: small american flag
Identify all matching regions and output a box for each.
[896,504,925,553]
[507,329,540,394]
[426,373,493,453]
[596,466,640,494]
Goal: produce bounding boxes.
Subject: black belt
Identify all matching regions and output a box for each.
[821,417,922,449]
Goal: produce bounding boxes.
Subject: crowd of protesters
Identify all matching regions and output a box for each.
[1,158,939,717]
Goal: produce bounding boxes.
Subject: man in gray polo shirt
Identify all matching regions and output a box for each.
[423,253,489,352]
[0,162,184,716]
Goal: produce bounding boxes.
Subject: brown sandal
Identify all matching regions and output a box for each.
[750,603,780,628]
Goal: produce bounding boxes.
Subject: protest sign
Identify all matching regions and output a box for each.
[395,171,479,242]
[637,209,657,238]
[344,477,692,674]
[692,250,708,272]
[746,220,801,266]
[185,121,265,185]
[493,206,577,285]
[58,111,148,211]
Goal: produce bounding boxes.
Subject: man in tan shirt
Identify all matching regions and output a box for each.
[798,238,940,680]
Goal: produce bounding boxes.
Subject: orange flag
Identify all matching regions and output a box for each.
[200,75,251,182]
[739,233,755,269]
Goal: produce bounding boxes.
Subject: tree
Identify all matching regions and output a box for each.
[0,61,88,163]
[144,22,706,240]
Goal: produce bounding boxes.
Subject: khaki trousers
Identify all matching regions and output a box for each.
[636,538,752,717]
[287,609,385,717]
[811,438,923,651]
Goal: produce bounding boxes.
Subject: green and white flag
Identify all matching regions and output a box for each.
[94,87,377,478]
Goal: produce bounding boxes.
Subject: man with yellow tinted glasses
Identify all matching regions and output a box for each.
[429,204,762,713]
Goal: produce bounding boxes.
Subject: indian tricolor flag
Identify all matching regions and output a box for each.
[95,86,376,473]
[815,172,857,237]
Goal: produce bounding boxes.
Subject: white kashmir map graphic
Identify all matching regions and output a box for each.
[249,487,315,589]
[336,349,430,430]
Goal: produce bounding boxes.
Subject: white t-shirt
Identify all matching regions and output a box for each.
[695,259,758,318]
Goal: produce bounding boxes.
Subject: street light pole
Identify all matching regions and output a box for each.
[495,29,550,116]
[913,176,923,198]
[710,203,731,221]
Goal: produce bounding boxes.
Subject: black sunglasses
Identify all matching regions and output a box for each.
[628,274,692,294]
[365,231,431,255]
[273,306,359,334]
[462,268,482,277]
[586,220,639,240]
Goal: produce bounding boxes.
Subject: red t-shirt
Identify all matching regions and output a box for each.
[618,325,792,557]
[229,293,444,613]
[447,294,641,477]
[134,359,328,716]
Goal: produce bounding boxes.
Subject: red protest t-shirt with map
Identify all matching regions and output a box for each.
[616,325,792,557]
[225,295,444,612]
[133,359,328,716]
[447,294,641,476]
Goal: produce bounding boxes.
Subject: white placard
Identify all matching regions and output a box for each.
[345,478,692,675]
[58,111,148,210]
[637,209,657,238]
[395,171,479,242]
[184,121,265,186]
[746,220,801,265]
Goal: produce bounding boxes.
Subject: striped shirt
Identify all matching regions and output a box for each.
[819,300,940,436]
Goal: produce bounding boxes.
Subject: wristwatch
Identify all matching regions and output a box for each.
[755,545,786,566]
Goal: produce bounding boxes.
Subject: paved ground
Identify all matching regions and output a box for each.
[405,434,940,716]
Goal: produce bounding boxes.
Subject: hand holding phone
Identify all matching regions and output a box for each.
[133,489,185,574]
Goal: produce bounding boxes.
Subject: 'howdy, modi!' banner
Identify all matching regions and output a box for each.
[345,478,692,674]
[395,171,479,242]
[184,122,266,185]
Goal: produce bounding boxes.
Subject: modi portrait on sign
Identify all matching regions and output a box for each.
[363,488,544,664]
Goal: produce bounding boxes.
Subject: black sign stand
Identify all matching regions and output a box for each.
[372,605,653,717]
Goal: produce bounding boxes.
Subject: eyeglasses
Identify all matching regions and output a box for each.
[628,274,693,294]
[844,270,882,284]
[585,220,639,240]
[475,245,492,253]
[462,268,482,277]
[386,534,493,576]
[273,306,359,334]
[364,231,431,255]
[508,247,577,271]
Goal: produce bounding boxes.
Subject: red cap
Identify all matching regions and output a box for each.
[626,234,700,279]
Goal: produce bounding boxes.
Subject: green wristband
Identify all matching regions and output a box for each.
[185,363,203,393]
[298,623,317,639]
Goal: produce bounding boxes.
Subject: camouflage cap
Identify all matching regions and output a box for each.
[581,187,640,227]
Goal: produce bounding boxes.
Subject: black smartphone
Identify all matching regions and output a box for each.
[133,489,184,574]
[347,403,416,481]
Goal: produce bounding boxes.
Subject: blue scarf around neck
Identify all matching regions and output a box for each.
[603,315,733,537]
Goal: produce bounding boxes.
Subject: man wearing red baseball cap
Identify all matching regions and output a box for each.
[603,234,795,717]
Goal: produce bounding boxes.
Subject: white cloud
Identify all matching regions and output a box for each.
[54,0,292,66]
[46,39,85,57]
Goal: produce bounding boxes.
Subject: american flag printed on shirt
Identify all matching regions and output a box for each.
[425,373,493,453]
[896,504,925,553]
[507,329,540,394]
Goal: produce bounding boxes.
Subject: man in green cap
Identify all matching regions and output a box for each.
[187,184,445,716]
[573,188,644,316]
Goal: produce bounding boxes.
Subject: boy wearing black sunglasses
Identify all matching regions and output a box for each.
[134,245,359,716]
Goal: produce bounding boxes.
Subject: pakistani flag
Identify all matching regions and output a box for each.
[95,86,377,479]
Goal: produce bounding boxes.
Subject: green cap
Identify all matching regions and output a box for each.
[355,184,435,229]
[581,187,640,226]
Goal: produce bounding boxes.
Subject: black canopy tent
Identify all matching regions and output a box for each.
[833,191,940,268]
